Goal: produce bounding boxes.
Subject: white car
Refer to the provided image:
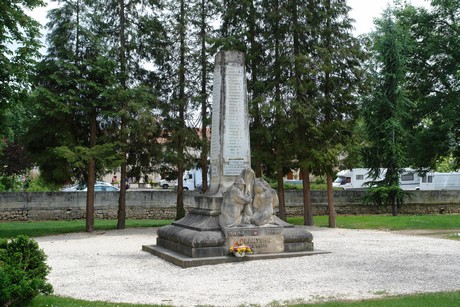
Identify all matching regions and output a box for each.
[160,179,176,189]
[61,181,116,192]
[81,184,120,192]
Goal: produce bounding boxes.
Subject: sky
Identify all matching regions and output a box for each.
[30,0,432,44]
[347,0,431,35]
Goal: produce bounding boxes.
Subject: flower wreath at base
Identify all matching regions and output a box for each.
[228,240,253,257]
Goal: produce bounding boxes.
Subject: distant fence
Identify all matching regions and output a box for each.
[0,190,459,221]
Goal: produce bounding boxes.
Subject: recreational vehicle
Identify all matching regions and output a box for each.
[333,168,421,190]
[419,172,460,190]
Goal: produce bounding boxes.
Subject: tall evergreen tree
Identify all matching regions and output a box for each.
[289,0,322,226]
[290,0,364,227]
[187,0,221,192]
[305,0,365,226]
[362,8,410,216]
[159,0,202,219]
[220,0,267,178]
[28,0,120,231]
[95,0,165,228]
[259,0,293,221]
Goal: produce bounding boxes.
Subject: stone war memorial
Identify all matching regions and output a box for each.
[143,51,327,267]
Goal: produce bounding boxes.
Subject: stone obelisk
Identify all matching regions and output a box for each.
[208,51,251,195]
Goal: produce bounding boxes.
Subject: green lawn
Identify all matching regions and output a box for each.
[30,290,460,307]
[1,214,459,239]
[288,214,460,230]
[0,219,172,239]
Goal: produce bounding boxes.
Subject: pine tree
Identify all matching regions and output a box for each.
[94,0,166,228]
[362,8,410,216]
[27,0,120,231]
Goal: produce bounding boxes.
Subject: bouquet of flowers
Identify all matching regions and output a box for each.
[229,240,253,257]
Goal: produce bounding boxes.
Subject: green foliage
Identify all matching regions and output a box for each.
[0,0,44,135]
[0,176,23,192]
[0,235,53,306]
[395,2,460,169]
[435,155,458,173]
[25,176,60,192]
[362,186,409,208]
[361,8,413,214]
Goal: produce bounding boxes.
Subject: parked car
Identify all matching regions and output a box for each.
[82,184,120,191]
[160,179,176,189]
[61,181,117,192]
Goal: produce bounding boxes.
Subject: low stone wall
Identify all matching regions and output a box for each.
[0,190,459,221]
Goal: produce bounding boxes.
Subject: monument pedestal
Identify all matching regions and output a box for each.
[142,195,324,268]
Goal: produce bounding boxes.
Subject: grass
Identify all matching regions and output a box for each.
[287,214,460,230]
[30,290,460,307]
[30,295,170,306]
[0,219,172,239]
[293,290,460,306]
[2,214,459,239]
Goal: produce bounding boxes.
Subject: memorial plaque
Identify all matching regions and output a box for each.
[209,51,251,194]
[224,227,284,254]
[226,234,284,254]
[210,61,222,179]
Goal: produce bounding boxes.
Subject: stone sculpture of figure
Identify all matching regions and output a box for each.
[251,178,278,226]
[219,177,253,228]
[241,168,255,199]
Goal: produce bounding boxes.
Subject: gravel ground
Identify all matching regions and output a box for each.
[36,227,460,307]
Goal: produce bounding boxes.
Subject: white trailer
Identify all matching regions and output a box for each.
[333,168,421,190]
[177,168,210,191]
[332,168,383,190]
[419,172,460,190]
[398,168,422,190]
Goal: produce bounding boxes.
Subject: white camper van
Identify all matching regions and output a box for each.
[419,172,460,190]
[332,168,383,190]
[398,168,422,190]
[176,168,210,191]
[333,168,421,190]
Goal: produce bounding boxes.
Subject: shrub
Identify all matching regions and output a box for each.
[362,185,409,206]
[0,235,53,306]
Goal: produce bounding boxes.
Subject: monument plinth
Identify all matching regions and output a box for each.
[143,51,326,267]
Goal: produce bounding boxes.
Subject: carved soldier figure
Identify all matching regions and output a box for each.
[219,178,253,228]
[251,178,278,226]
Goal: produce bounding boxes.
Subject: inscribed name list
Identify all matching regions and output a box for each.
[223,64,250,176]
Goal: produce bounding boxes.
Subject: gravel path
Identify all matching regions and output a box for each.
[36,227,460,307]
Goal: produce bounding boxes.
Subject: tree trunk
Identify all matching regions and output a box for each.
[117,0,127,229]
[248,0,262,178]
[86,110,97,232]
[277,171,286,221]
[301,167,313,226]
[175,0,186,220]
[327,174,336,228]
[392,191,398,216]
[199,0,208,193]
[117,137,127,229]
